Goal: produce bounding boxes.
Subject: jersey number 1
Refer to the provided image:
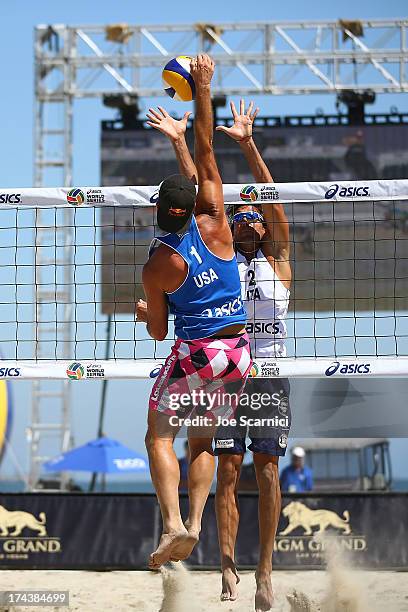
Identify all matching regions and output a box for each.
[190,246,203,264]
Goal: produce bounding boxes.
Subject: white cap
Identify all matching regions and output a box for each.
[291,446,305,458]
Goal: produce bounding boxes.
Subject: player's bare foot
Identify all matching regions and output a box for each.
[149,528,189,570]
[169,523,199,561]
[255,571,274,611]
[220,565,240,601]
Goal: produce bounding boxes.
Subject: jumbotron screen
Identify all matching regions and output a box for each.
[100,120,408,314]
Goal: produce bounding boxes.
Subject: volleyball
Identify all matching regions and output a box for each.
[162,56,195,101]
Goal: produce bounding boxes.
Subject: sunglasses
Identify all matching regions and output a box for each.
[233,211,264,224]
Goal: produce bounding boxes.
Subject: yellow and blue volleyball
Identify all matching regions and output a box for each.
[162,56,195,102]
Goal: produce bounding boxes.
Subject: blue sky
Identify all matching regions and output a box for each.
[1,0,407,189]
[0,0,408,481]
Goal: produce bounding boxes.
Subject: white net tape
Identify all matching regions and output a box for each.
[0,179,407,208]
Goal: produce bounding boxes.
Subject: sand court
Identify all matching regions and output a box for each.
[0,566,407,612]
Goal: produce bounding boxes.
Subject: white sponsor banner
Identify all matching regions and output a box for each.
[0,179,407,208]
[1,358,408,380]
[251,357,408,378]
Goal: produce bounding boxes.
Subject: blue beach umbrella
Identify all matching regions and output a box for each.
[43,436,148,474]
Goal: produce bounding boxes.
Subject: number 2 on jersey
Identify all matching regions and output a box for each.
[247,269,256,286]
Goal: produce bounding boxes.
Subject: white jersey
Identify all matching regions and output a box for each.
[237,250,290,358]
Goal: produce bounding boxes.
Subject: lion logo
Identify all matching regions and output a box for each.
[0,505,47,537]
[280,501,351,536]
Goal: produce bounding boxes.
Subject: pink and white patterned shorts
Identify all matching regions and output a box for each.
[149,333,252,420]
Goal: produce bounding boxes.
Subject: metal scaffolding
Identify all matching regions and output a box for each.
[31,18,408,489]
[30,27,74,490]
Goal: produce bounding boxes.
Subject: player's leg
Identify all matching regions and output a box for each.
[179,331,251,555]
[145,343,193,569]
[248,377,291,611]
[214,440,245,601]
[253,453,280,611]
[173,432,215,561]
[174,332,251,564]
[211,341,252,601]
[145,409,188,569]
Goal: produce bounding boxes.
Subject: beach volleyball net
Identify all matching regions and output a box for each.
[0,179,407,379]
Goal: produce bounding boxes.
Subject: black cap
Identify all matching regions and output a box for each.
[157,174,196,233]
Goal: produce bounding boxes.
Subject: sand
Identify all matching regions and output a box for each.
[0,566,407,612]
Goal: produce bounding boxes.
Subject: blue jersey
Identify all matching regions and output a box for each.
[151,216,246,340]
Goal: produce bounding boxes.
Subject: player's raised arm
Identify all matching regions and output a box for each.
[190,54,226,220]
[217,99,290,260]
[146,106,197,183]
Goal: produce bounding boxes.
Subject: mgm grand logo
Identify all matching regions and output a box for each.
[275,501,366,556]
[0,505,61,559]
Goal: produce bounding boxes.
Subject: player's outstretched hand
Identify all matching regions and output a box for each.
[136,299,148,322]
[190,54,215,87]
[216,99,259,143]
[146,106,191,141]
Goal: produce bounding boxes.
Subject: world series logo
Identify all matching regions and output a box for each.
[66,188,85,205]
[66,362,85,380]
[240,185,259,202]
[66,188,105,206]
[66,362,105,379]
